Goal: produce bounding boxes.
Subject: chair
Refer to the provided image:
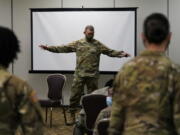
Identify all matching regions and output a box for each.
[39,74,68,127]
[97,118,109,135]
[81,94,107,135]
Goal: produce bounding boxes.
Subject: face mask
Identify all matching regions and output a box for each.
[86,35,93,41]
[106,96,112,106]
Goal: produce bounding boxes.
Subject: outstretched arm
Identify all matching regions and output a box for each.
[99,42,130,58]
[38,40,78,53]
[118,51,131,58]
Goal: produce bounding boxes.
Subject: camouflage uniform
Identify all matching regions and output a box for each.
[46,38,125,109]
[75,86,109,132]
[108,50,180,135]
[93,106,111,135]
[0,66,44,135]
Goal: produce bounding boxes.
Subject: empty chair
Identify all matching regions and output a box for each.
[39,74,68,127]
[81,94,107,135]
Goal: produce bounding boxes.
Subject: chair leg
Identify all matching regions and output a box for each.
[50,107,53,128]
[45,107,48,123]
[62,107,68,125]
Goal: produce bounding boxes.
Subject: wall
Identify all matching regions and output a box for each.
[0,0,177,105]
[0,0,12,72]
[169,0,180,64]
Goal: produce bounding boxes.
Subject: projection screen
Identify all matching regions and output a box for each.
[30,8,137,73]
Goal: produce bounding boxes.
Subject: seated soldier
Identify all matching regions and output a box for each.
[93,84,113,135]
[73,79,114,135]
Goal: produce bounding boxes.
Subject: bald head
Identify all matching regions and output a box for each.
[84,25,94,32]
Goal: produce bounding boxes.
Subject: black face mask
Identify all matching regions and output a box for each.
[86,35,93,41]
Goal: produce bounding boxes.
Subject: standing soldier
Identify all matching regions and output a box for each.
[39,25,130,121]
[0,26,44,135]
[109,13,180,135]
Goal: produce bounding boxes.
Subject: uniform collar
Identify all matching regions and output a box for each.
[84,37,94,43]
[140,50,166,57]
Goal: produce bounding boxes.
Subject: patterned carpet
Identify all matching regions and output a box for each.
[42,107,74,135]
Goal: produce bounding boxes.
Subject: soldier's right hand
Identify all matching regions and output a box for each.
[39,45,48,50]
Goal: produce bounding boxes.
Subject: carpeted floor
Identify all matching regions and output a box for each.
[42,107,74,135]
[15,107,74,135]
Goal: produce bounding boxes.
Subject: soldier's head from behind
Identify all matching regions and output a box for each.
[142,13,171,51]
[84,25,94,41]
[104,79,114,97]
[0,26,20,68]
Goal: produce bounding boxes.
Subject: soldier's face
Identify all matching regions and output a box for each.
[84,28,94,40]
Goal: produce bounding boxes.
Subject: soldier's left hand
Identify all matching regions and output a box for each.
[122,52,131,57]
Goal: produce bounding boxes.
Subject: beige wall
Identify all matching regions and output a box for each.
[0,0,177,104]
[169,0,180,64]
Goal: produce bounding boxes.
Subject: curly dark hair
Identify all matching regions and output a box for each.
[0,26,20,68]
[143,13,170,44]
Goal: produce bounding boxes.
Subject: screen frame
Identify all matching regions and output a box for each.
[29,8,137,74]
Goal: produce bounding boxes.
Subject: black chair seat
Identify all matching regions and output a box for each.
[39,99,61,107]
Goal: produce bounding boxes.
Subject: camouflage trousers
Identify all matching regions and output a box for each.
[69,76,98,111]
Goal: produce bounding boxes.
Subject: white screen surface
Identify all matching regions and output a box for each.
[31,8,136,73]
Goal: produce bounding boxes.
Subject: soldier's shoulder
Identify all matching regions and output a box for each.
[115,59,136,80]
[0,70,27,90]
[93,39,101,44]
[159,56,180,72]
[9,75,26,85]
[171,63,180,73]
[92,38,98,42]
[9,75,32,93]
[159,55,173,65]
[78,38,85,43]
[10,76,39,103]
[115,57,140,79]
[121,58,137,70]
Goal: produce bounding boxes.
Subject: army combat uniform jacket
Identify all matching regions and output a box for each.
[0,66,43,135]
[109,50,180,135]
[93,106,111,135]
[46,38,125,78]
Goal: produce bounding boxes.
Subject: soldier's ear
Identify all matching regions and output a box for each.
[141,33,145,41]
[141,33,148,47]
[84,30,87,35]
[164,32,172,50]
[167,32,172,41]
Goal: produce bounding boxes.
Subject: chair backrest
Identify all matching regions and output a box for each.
[82,94,107,131]
[97,118,109,135]
[47,74,66,100]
